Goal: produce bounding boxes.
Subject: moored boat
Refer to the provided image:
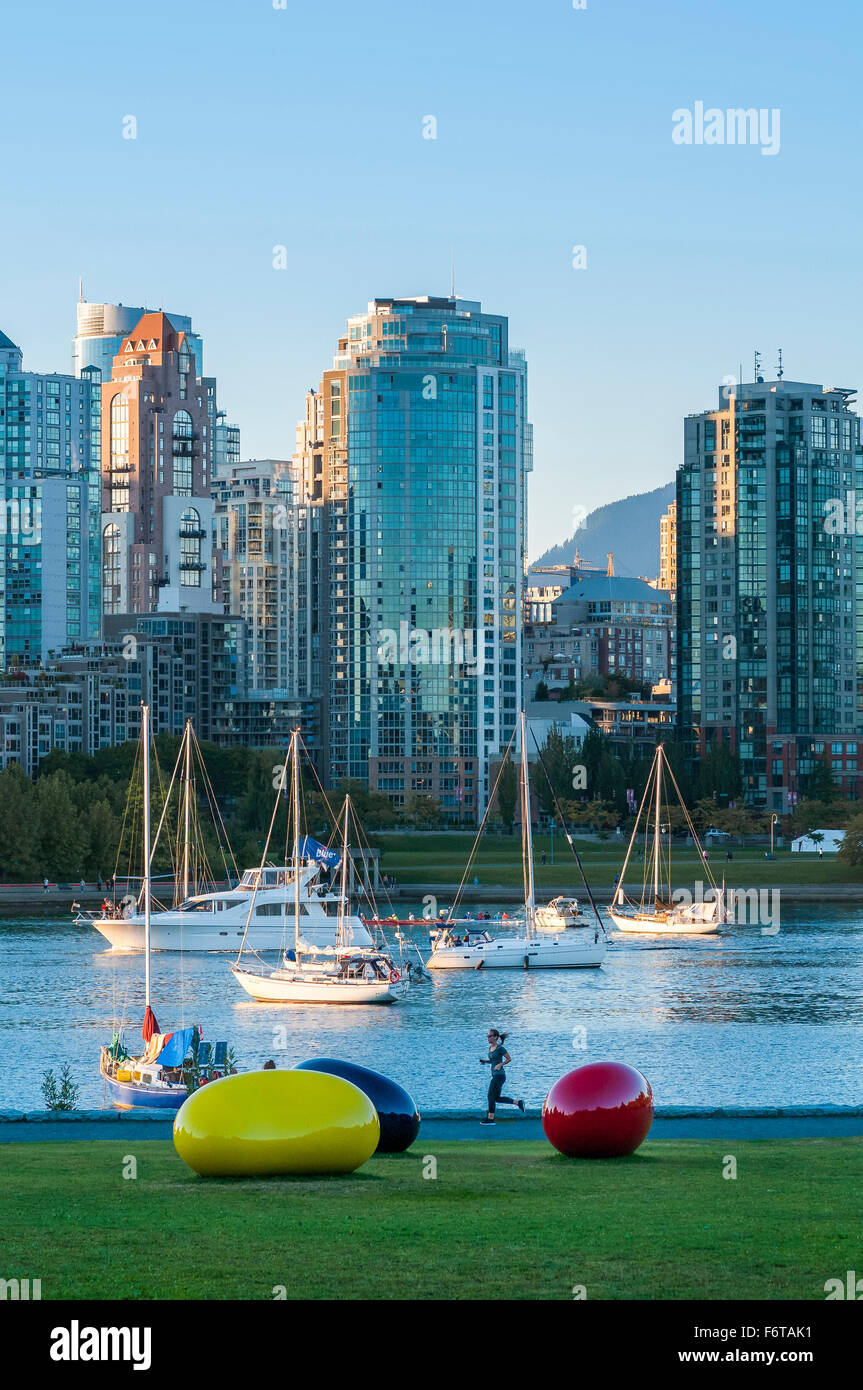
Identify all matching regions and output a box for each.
[230,735,407,1005]
[608,743,725,935]
[81,720,370,954]
[97,705,237,1109]
[427,714,607,971]
[535,896,582,931]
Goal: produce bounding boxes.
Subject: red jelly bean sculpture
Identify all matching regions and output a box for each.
[542,1061,654,1158]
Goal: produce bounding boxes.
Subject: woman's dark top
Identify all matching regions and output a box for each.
[488,1043,507,1078]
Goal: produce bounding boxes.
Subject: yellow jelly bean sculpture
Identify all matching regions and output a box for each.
[173,1068,380,1177]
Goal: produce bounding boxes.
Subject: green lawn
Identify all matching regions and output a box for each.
[372,833,863,888]
[3,1138,859,1300]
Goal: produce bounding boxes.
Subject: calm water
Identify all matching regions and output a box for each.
[2,904,863,1111]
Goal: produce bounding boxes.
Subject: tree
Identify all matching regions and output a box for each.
[791,798,850,837]
[34,772,90,880]
[0,763,40,880]
[560,798,620,830]
[404,794,441,828]
[236,757,278,835]
[838,815,863,865]
[534,727,581,816]
[81,798,121,879]
[580,727,626,808]
[496,755,518,833]
[697,738,744,802]
[807,753,839,803]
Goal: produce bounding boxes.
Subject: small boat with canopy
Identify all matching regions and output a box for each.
[98,705,235,1108]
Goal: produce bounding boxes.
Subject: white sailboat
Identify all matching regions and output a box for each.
[427,713,606,970]
[230,732,407,1005]
[83,719,372,954]
[608,742,725,935]
[99,705,217,1109]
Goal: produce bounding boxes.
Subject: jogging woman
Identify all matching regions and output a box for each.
[480,1028,525,1125]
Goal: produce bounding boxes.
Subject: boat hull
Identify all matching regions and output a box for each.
[101,1072,188,1110]
[427,935,606,970]
[90,915,371,953]
[607,910,719,935]
[534,914,582,932]
[230,966,407,1004]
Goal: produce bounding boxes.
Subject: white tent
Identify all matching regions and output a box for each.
[790,830,845,854]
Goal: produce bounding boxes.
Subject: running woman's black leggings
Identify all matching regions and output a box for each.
[487,1071,515,1114]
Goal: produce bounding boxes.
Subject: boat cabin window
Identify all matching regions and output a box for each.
[241,867,298,889]
[255,902,309,917]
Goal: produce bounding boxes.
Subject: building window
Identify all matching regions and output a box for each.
[173,411,194,495]
[109,394,129,511]
[103,523,123,615]
[179,507,203,587]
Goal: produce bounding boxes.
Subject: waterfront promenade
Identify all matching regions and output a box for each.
[3,1106,861,1142]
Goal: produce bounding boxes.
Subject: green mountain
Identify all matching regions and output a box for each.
[532,481,675,579]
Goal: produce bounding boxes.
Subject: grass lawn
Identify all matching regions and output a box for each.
[3,1138,859,1300]
[372,833,863,889]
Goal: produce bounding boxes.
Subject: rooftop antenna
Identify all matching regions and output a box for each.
[777,347,784,380]
[450,246,455,300]
[754,349,762,381]
[78,276,84,303]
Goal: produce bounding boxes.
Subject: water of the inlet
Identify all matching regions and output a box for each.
[2,903,862,1111]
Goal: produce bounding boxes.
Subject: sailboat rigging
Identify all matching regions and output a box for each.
[82,719,366,954]
[427,712,606,969]
[608,742,725,934]
[98,705,229,1109]
[229,729,407,1004]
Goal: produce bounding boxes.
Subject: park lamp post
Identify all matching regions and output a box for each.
[769,812,779,859]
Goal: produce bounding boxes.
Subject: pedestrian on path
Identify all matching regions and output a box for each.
[479,1027,524,1125]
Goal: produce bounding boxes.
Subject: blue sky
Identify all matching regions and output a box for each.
[1,0,860,559]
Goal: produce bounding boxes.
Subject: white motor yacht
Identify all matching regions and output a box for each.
[87,862,373,953]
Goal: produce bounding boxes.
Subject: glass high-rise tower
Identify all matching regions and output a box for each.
[293,296,531,818]
[73,299,202,383]
[677,376,863,809]
[0,328,101,666]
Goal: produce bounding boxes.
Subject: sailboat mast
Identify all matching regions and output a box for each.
[653,744,663,904]
[338,795,350,948]
[292,728,301,954]
[182,719,191,903]
[521,712,536,936]
[142,703,152,1009]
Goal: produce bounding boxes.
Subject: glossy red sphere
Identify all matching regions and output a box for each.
[542,1061,654,1158]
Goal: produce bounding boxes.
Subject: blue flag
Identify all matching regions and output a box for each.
[298,836,341,870]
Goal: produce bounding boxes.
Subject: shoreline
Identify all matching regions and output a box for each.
[3,1105,862,1143]
[1,882,862,911]
[393,882,863,904]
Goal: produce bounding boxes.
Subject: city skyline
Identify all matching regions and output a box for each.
[3,0,863,556]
